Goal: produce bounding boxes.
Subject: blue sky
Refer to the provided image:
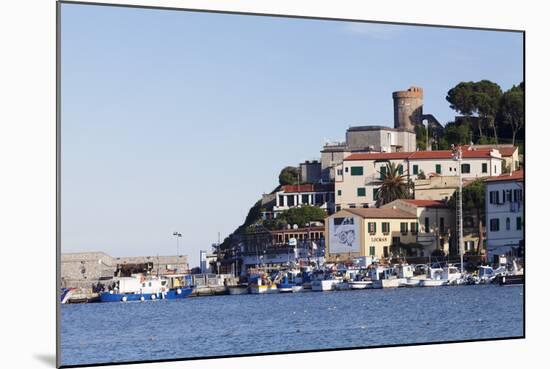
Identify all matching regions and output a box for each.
[60,4,523,267]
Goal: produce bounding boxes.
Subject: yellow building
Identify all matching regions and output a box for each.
[325,208,418,261]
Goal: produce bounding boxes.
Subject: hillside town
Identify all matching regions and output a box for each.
[61,84,524,302]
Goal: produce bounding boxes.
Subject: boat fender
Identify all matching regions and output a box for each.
[177,289,182,295]
[151,294,156,300]
[140,296,145,301]
[121,296,127,302]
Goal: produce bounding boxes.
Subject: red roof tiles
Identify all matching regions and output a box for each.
[485,169,524,182]
[344,148,498,161]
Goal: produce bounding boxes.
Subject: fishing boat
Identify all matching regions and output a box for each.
[369,266,401,289]
[418,267,447,287]
[311,279,339,291]
[276,275,296,293]
[99,275,192,302]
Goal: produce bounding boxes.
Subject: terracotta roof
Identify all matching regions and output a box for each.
[338,208,417,219]
[344,152,411,161]
[344,149,498,161]
[400,199,448,208]
[281,184,334,193]
[485,169,524,182]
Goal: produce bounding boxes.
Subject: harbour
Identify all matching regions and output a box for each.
[60,284,524,367]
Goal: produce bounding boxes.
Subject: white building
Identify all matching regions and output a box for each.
[272,184,335,216]
[334,147,503,209]
[485,170,524,263]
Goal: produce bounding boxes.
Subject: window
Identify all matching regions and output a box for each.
[489,191,501,205]
[315,193,324,204]
[351,166,364,176]
[461,163,470,174]
[516,217,522,230]
[513,189,523,203]
[337,190,342,196]
[345,167,349,173]
[373,188,380,201]
[398,165,404,175]
[337,169,343,176]
[287,195,295,207]
[357,187,366,197]
[380,166,387,179]
[413,165,419,175]
[382,222,390,234]
[383,246,389,258]
[439,217,445,231]
[278,195,284,206]
[392,237,400,245]
[369,246,376,256]
[506,217,511,230]
[482,163,488,173]
[336,205,341,212]
[424,217,430,232]
[301,194,309,204]
[490,218,500,232]
[368,222,377,234]
[435,164,441,174]
[410,222,418,234]
[400,222,408,234]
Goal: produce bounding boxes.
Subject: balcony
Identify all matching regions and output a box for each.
[416,232,437,246]
[364,174,383,185]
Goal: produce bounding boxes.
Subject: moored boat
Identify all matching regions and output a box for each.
[99,275,192,302]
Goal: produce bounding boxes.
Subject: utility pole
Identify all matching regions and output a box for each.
[452,145,464,273]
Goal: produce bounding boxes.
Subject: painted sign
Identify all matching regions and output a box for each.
[329,216,360,253]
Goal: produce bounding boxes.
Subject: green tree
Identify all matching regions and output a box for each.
[449,179,485,254]
[376,162,410,206]
[278,166,300,185]
[499,83,524,146]
[446,80,503,143]
[275,205,327,228]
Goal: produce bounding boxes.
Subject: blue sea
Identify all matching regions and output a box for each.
[60,284,523,366]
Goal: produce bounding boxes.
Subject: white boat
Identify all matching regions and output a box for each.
[349,281,372,289]
[418,267,447,287]
[311,279,339,291]
[372,278,401,289]
[228,285,249,295]
[291,285,304,293]
[442,265,463,285]
[401,277,423,287]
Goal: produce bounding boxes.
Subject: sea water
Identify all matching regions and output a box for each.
[60,284,523,366]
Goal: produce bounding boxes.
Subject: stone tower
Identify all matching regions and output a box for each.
[392,86,423,132]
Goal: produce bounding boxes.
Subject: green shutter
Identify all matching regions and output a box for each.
[435,164,441,174]
[516,217,522,230]
[398,165,403,175]
[337,190,342,196]
[413,165,419,175]
[380,166,386,179]
[351,166,364,176]
[482,163,488,173]
[357,187,366,197]
[373,188,380,200]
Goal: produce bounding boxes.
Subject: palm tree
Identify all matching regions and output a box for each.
[375,162,411,207]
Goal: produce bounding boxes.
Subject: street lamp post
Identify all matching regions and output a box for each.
[452,145,464,273]
[173,232,182,256]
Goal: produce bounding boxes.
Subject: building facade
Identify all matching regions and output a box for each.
[325,208,418,261]
[382,199,454,256]
[334,148,503,210]
[240,225,326,271]
[272,184,335,216]
[485,170,524,263]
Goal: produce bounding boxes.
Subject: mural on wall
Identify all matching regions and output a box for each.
[329,216,360,253]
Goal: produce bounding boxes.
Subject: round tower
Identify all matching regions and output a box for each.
[392,86,423,131]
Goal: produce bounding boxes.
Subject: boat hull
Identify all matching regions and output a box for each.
[372,279,401,289]
[349,281,372,290]
[311,280,338,291]
[419,279,447,287]
[100,287,192,302]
